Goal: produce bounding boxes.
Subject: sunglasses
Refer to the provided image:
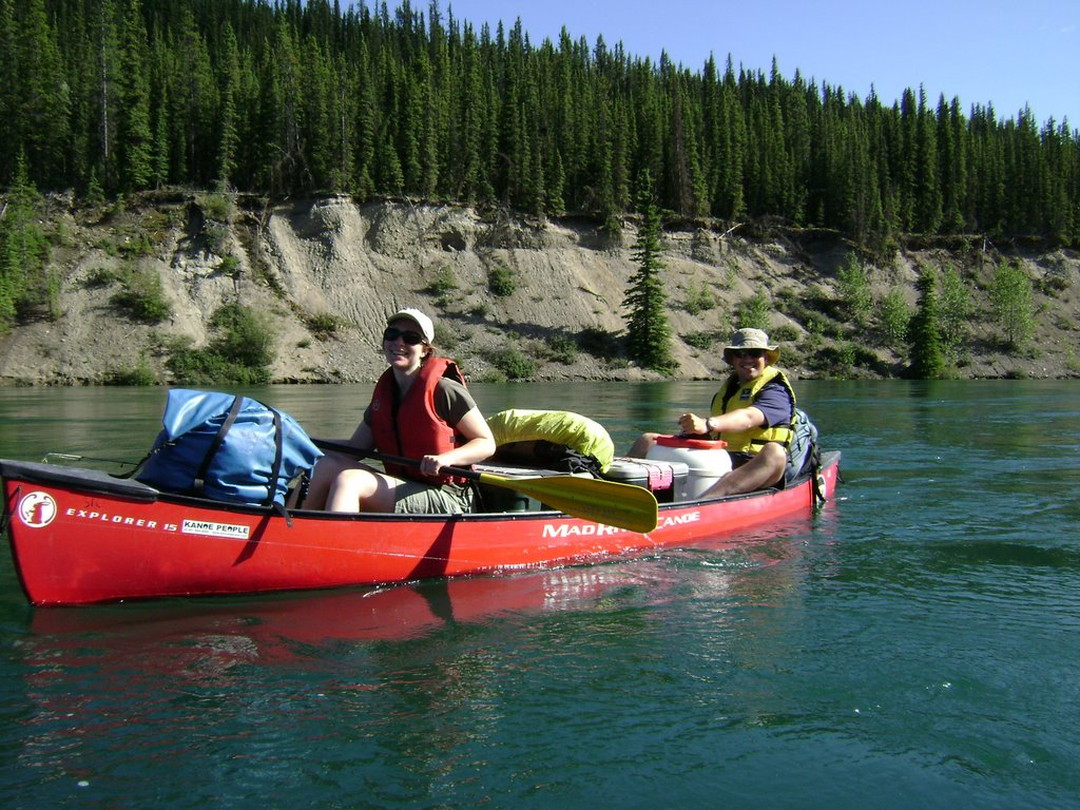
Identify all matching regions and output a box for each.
[383,327,426,345]
[730,348,766,359]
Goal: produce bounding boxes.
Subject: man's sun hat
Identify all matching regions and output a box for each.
[387,308,435,343]
[723,327,780,365]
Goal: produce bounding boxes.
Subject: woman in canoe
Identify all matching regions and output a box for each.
[308,308,495,513]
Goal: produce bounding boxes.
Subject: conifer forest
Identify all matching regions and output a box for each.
[3,0,1078,248]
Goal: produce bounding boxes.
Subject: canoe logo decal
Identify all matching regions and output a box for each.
[181,519,251,539]
[18,491,58,528]
[541,510,700,538]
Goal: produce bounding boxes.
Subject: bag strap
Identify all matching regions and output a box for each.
[264,407,285,507]
[118,448,155,480]
[192,394,244,497]
[809,444,825,506]
[261,405,294,523]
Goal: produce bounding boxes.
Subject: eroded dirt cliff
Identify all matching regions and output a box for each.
[1,194,1077,385]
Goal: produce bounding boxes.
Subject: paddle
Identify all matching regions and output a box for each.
[42,452,139,468]
[313,438,658,533]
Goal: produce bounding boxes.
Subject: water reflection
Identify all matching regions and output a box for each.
[21,521,818,667]
[11,543,815,799]
[25,569,636,659]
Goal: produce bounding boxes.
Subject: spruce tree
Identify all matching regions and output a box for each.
[15,0,70,187]
[116,0,153,190]
[907,265,946,378]
[716,64,746,220]
[915,88,942,233]
[623,173,675,373]
[215,24,241,189]
[352,38,377,198]
[0,0,16,183]
[300,37,334,189]
[0,153,48,328]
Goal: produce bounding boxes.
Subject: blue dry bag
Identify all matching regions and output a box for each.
[135,389,323,508]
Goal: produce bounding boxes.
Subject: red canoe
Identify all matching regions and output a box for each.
[1,451,840,606]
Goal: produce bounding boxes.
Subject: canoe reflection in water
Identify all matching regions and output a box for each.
[23,517,818,671]
[11,529,816,795]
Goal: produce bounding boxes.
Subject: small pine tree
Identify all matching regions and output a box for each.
[907,266,945,378]
[623,173,675,373]
[0,153,48,329]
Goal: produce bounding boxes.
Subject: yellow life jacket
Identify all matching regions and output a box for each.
[709,366,796,453]
[486,409,615,472]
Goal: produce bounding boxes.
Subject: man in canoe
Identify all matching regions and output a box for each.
[629,327,797,496]
[308,308,496,513]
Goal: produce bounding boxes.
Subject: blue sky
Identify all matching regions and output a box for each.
[432,0,1078,128]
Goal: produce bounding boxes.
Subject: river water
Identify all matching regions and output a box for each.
[1,380,1078,809]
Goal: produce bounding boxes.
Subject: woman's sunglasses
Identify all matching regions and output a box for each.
[730,348,766,358]
[383,327,426,345]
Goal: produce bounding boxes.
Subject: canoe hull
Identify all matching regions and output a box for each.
[2,453,840,606]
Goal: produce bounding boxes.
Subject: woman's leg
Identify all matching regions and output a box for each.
[326,468,398,512]
[290,451,353,509]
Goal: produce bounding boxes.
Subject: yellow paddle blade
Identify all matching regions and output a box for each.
[476,472,658,533]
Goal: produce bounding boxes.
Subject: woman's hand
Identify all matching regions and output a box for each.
[420,454,446,476]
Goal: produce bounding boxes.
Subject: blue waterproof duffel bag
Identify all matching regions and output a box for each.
[135,389,323,508]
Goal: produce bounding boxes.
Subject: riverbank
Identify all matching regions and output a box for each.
[1,193,1078,385]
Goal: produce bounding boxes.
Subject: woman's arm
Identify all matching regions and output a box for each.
[346,419,376,449]
[423,406,496,476]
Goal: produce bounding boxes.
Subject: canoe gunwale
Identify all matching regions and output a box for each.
[1,451,840,521]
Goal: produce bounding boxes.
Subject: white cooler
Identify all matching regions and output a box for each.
[645,435,731,499]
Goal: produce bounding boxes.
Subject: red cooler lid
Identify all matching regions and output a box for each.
[655,434,727,449]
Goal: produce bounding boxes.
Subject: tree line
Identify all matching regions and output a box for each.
[1,0,1078,249]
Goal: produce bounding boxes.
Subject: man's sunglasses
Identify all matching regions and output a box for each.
[730,348,766,358]
[383,327,426,345]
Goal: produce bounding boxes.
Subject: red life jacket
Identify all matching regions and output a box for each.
[369,357,467,485]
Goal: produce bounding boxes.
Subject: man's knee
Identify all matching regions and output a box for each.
[759,442,786,462]
[629,432,660,457]
[757,442,787,480]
